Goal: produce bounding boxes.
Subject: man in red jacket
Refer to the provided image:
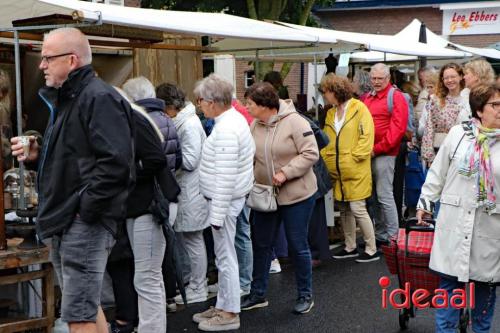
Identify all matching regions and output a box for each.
[363,63,408,243]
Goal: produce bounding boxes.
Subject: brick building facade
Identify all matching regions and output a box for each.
[312,1,499,48]
[234,61,308,105]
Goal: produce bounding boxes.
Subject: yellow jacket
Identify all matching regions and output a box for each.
[321,98,374,201]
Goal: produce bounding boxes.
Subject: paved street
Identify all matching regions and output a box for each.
[167,248,500,333]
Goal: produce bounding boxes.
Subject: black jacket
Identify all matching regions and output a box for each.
[136,98,182,171]
[301,114,333,198]
[36,65,135,239]
[126,110,167,218]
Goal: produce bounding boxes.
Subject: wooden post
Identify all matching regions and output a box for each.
[0,150,5,250]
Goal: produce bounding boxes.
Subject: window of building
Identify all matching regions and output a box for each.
[244,70,255,88]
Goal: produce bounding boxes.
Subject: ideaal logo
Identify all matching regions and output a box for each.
[379,276,475,309]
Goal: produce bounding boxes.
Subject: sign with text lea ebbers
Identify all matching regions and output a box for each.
[442,7,500,35]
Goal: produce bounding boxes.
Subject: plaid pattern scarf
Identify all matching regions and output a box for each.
[459,119,500,214]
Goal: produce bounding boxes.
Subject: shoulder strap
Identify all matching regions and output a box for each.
[387,87,395,114]
[451,132,466,161]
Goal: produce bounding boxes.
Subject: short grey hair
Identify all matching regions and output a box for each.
[353,70,372,95]
[122,76,156,102]
[193,73,233,106]
[45,28,92,65]
[370,63,390,77]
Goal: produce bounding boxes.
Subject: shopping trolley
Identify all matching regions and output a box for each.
[381,218,469,331]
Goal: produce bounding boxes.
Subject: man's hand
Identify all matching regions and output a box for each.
[272,171,287,187]
[371,151,375,158]
[416,209,432,226]
[11,136,39,162]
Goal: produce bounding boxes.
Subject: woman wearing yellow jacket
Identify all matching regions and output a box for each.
[319,73,379,262]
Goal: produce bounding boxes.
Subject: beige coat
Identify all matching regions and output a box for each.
[418,124,500,283]
[251,99,319,205]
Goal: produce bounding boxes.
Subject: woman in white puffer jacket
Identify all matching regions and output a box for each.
[156,83,209,305]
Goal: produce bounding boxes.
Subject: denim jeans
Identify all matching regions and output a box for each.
[235,206,253,293]
[51,218,115,323]
[126,215,166,333]
[251,195,315,299]
[436,276,497,333]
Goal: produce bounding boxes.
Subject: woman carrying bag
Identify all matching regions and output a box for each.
[241,82,319,314]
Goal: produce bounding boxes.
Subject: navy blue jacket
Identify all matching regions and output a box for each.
[136,98,182,171]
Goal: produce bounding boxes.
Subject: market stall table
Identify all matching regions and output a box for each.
[0,238,54,333]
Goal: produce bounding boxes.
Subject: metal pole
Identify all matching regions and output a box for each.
[255,49,259,82]
[313,53,318,120]
[14,30,25,210]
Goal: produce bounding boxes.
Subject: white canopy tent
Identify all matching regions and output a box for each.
[277,22,471,58]
[1,0,319,43]
[394,19,500,60]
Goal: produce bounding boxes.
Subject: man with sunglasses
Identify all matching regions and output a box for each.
[11,28,134,333]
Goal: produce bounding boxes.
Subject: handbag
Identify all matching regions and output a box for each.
[246,183,278,212]
[246,124,279,212]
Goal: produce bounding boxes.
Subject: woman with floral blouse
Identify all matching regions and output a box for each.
[421,63,470,165]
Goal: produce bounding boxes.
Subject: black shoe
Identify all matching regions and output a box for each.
[241,294,269,311]
[375,238,390,247]
[110,321,134,333]
[332,249,359,259]
[294,296,314,314]
[355,252,381,263]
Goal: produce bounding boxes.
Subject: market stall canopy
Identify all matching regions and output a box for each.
[1,0,319,44]
[206,38,361,61]
[278,22,472,58]
[395,19,500,60]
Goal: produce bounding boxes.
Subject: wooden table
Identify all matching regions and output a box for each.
[0,238,54,333]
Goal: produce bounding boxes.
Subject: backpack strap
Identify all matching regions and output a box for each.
[387,87,395,114]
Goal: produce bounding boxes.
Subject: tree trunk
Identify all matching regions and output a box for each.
[246,0,257,19]
[299,0,316,25]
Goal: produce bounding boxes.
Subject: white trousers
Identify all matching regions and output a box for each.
[212,198,244,313]
[180,231,207,291]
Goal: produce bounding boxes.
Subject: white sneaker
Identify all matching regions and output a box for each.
[175,286,208,305]
[207,283,218,294]
[269,259,281,274]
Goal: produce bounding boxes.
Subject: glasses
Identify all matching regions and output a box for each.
[40,52,74,64]
[486,101,500,110]
[370,76,388,82]
[196,97,212,106]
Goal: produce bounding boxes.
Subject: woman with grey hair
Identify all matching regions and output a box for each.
[122,76,181,171]
[191,74,255,331]
[352,70,372,100]
[156,83,210,306]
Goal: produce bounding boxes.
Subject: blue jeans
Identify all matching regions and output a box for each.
[251,195,315,299]
[235,207,253,292]
[51,218,115,323]
[436,276,497,333]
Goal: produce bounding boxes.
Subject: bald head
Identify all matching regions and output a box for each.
[44,28,92,66]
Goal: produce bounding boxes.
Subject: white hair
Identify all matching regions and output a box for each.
[193,73,233,106]
[370,63,390,77]
[113,86,164,142]
[44,28,92,65]
[122,76,156,102]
